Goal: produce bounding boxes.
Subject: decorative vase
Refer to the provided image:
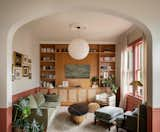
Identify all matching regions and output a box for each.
[92,82,98,88]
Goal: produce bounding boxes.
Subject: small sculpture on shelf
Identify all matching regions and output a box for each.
[91,76,99,88]
[41,81,54,88]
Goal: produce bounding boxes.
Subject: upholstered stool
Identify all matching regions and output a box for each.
[88,102,100,113]
[68,103,88,124]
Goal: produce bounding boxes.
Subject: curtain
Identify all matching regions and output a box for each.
[142,34,147,102]
[116,33,128,109]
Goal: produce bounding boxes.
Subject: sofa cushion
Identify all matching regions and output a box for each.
[45,94,59,102]
[34,93,45,106]
[40,102,60,108]
[28,95,38,108]
[95,106,124,121]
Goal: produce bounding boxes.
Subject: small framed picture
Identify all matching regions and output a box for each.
[22,66,29,77]
[14,67,22,80]
[22,55,28,66]
[13,52,22,67]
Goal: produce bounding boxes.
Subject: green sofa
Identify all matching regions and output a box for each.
[27,93,60,128]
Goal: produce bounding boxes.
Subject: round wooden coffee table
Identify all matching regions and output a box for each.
[68,103,88,124]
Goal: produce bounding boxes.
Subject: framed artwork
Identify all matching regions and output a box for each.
[22,66,29,77]
[28,59,32,79]
[13,52,22,67]
[14,67,22,80]
[22,55,28,66]
[65,64,90,78]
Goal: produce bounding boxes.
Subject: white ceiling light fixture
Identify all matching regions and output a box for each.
[68,38,89,60]
[68,23,89,60]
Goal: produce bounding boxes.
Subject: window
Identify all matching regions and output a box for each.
[127,47,134,93]
[127,38,144,98]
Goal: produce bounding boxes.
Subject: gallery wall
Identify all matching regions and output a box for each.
[12,27,40,95]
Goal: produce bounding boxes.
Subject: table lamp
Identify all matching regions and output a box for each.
[130,81,143,96]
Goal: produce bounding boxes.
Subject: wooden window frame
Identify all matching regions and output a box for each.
[127,37,144,97]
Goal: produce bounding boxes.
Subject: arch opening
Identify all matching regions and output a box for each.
[7,7,153,131]
[9,7,152,104]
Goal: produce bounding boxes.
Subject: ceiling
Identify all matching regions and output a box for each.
[25,11,132,43]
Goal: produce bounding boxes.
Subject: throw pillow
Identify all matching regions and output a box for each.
[34,93,45,106]
[28,95,38,108]
[45,94,59,102]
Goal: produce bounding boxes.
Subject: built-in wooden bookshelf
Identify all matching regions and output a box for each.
[98,45,115,87]
[40,44,115,88]
[40,44,56,87]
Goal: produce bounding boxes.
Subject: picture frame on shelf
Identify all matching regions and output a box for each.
[22,66,29,77]
[14,67,22,80]
[13,52,22,67]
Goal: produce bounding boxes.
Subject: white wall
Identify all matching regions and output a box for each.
[12,27,40,95]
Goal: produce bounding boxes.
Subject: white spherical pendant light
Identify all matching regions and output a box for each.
[68,38,89,60]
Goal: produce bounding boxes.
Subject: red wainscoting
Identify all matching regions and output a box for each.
[0,107,12,132]
[126,94,142,111]
[147,106,160,132]
[12,87,40,103]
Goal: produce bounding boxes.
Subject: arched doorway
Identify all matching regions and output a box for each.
[1,4,153,131]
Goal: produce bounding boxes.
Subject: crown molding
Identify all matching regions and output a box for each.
[39,40,117,44]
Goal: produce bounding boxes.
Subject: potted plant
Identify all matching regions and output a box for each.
[13,98,31,132]
[13,98,44,132]
[101,76,118,94]
[91,76,99,88]
[23,119,44,132]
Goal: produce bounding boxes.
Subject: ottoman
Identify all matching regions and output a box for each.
[68,103,88,124]
[88,102,100,113]
[95,106,124,125]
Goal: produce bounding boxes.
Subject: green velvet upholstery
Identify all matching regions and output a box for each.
[123,104,147,132]
[28,93,60,129]
[34,93,46,106]
[40,102,60,108]
[28,95,38,108]
[45,94,60,102]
